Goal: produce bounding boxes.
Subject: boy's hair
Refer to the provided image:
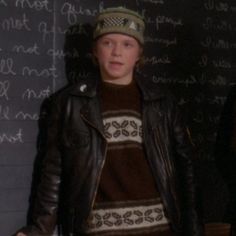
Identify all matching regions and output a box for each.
[93,6,145,45]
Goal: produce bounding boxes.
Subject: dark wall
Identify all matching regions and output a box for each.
[0,0,235,235]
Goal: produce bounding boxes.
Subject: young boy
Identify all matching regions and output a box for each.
[16,6,204,236]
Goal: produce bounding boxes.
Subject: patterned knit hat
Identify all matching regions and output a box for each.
[93,7,145,44]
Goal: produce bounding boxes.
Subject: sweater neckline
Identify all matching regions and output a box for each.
[101,79,136,90]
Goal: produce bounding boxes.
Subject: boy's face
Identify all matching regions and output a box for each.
[93,33,142,85]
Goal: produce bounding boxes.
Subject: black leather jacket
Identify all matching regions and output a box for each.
[19,77,204,236]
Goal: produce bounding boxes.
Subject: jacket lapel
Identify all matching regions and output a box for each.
[80,97,105,137]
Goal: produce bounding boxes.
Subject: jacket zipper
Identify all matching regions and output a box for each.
[153,126,181,224]
[153,126,172,178]
[80,113,108,216]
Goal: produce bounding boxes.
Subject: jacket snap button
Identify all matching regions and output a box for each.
[80,84,87,92]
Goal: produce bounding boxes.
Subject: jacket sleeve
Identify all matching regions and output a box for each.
[168,96,205,236]
[15,96,64,236]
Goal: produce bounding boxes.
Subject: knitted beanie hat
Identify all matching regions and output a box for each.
[93,7,145,44]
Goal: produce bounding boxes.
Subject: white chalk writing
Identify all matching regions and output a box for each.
[0,105,10,120]
[15,0,52,12]
[145,36,177,47]
[22,65,58,78]
[204,0,236,12]
[213,58,232,69]
[0,105,40,120]
[0,58,16,75]
[199,54,232,69]
[144,55,171,65]
[15,111,39,120]
[12,43,40,55]
[203,17,235,32]
[0,0,7,6]
[1,13,31,31]
[208,96,227,105]
[38,21,88,43]
[201,36,236,49]
[152,73,228,87]
[0,80,10,100]
[0,128,23,143]
[68,71,92,81]
[60,1,104,25]
[156,15,183,30]
[47,48,80,59]
[22,86,51,100]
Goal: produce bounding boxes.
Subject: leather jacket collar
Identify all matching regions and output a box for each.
[69,75,168,101]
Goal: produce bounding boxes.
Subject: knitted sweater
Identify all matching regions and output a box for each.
[84,80,174,236]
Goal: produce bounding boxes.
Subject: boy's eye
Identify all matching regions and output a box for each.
[102,40,112,46]
[124,42,133,47]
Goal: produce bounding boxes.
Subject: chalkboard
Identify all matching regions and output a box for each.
[0,0,235,235]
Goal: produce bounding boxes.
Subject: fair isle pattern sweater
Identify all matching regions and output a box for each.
[84,80,174,236]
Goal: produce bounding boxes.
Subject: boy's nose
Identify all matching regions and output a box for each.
[112,44,122,56]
